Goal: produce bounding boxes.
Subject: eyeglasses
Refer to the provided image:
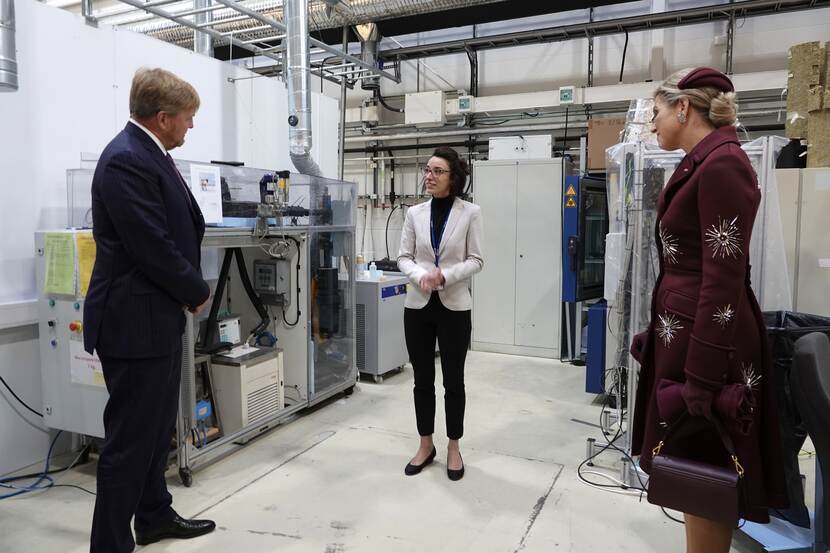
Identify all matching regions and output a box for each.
[422,166,450,177]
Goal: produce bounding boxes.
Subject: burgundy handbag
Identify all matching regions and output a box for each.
[647,415,745,524]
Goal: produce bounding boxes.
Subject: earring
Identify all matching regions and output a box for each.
[677,111,687,124]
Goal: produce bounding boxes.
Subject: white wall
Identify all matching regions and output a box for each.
[0,0,338,475]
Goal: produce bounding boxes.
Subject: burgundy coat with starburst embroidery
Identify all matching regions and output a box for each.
[629,126,787,522]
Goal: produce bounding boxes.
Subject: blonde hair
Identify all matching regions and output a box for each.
[654,68,737,128]
[129,67,200,120]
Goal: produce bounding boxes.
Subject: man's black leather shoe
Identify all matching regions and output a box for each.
[135,513,216,545]
[404,447,436,476]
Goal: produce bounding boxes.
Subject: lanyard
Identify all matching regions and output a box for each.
[430,211,449,267]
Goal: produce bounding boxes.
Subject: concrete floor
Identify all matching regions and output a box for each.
[0,351,798,552]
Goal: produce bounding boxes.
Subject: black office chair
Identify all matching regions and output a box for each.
[790,332,830,546]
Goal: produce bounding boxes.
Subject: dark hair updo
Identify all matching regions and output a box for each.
[431,146,469,197]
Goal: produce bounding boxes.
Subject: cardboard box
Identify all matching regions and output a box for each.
[587,117,626,170]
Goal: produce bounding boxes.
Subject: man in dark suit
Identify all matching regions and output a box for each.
[84,67,215,552]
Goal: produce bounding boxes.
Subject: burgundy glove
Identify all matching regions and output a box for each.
[681,376,718,420]
[714,383,756,435]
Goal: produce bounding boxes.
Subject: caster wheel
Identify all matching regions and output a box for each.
[373,375,383,384]
[179,468,193,487]
[344,386,355,397]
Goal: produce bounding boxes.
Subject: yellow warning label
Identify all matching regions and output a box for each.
[566,197,577,208]
[565,185,577,197]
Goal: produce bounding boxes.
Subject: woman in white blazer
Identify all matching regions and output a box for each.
[397,147,484,481]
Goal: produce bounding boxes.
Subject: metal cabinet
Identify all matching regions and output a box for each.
[472,159,565,358]
[777,168,830,317]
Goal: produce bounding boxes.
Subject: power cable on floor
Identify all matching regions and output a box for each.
[0,374,43,418]
[0,433,96,499]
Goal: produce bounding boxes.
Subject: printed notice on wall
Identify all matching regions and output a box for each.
[76,232,97,298]
[189,164,223,224]
[69,339,105,388]
[44,233,76,296]
[819,259,830,269]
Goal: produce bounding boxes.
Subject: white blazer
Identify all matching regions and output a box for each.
[397,197,484,310]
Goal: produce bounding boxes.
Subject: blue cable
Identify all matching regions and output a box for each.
[256,331,277,348]
[0,431,61,499]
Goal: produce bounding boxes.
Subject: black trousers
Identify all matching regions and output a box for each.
[90,350,181,553]
[404,293,472,440]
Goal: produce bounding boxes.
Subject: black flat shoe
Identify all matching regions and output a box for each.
[135,513,216,546]
[447,453,464,481]
[404,447,437,476]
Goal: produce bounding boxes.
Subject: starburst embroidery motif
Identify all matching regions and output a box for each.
[659,222,681,265]
[705,216,743,260]
[741,363,762,391]
[713,304,735,328]
[657,312,684,348]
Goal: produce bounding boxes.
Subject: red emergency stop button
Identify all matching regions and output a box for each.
[69,321,83,333]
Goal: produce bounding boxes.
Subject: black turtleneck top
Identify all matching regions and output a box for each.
[430,195,454,245]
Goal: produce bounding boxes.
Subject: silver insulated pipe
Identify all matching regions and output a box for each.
[193,0,213,56]
[285,0,321,176]
[0,0,18,92]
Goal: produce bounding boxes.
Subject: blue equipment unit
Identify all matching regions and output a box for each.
[562,175,580,303]
[586,301,608,393]
[562,175,609,303]
[195,400,213,422]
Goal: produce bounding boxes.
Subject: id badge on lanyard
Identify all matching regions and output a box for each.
[430,213,448,267]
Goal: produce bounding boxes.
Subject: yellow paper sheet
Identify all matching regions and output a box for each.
[76,232,97,298]
[44,233,76,296]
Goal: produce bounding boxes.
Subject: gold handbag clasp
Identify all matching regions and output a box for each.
[652,440,664,457]
[732,455,745,478]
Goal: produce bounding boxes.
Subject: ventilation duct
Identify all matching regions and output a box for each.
[285,0,322,176]
[193,0,213,56]
[0,0,18,92]
[355,22,380,91]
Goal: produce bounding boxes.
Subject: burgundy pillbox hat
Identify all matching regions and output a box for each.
[678,67,735,93]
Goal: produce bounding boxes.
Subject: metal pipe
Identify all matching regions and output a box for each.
[175,3,224,18]
[210,0,399,84]
[180,312,196,447]
[81,0,97,26]
[221,24,271,35]
[98,1,224,25]
[116,0,283,65]
[194,0,213,56]
[242,33,284,44]
[0,0,18,92]
[356,22,379,91]
[344,121,588,143]
[338,25,347,180]
[285,0,321,176]
[142,0,186,7]
[196,13,248,27]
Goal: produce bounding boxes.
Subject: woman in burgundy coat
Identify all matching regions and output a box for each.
[629,67,787,552]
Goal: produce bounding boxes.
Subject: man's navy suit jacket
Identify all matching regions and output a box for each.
[83,122,209,359]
